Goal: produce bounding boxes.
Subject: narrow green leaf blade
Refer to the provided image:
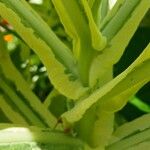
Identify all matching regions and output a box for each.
[0,95,28,125]
[62,43,150,124]
[125,141,150,150]
[52,0,106,85]
[129,96,150,113]
[90,0,149,86]
[0,35,57,128]
[0,0,87,99]
[101,0,125,29]
[0,78,45,127]
[107,129,150,150]
[110,113,150,144]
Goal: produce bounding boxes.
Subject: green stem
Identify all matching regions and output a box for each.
[0,94,28,125]
[100,0,125,29]
[0,78,45,127]
[0,35,57,128]
[100,0,109,21]
[0,0,78,77]
[102,0,140,40]
[90,110,114,148]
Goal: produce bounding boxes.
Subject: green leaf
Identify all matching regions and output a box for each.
[52,0,106,85]
[81,0,107,51]
[89,111,114,148]
[125,141,150,150]
[74,104,98,143]
[90,0,102,28]
[75,104,114,148]
[62,43,150,124]
[107,114,150,150]
[129,96,150,113]
[110,113,150,143]
[100,0,125,29]
[0,34,57,128]
[0,0,87,99]
[90,0,149,86]
[90,0,109,29]
[0,0,75,73]
[107,129,150,150]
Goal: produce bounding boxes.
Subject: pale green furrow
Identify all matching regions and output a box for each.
[0,1,87,100]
